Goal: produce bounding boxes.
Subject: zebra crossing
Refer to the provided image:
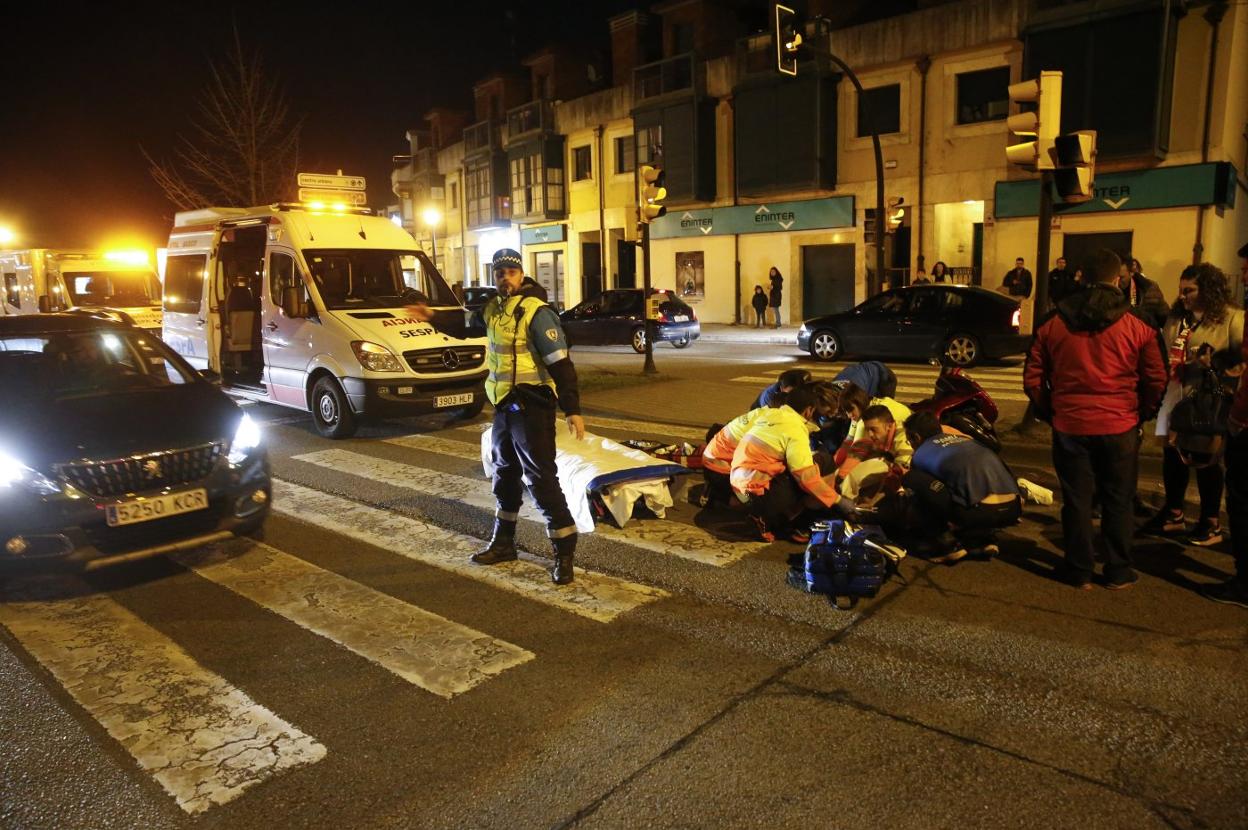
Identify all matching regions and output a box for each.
[0,411,715,816]
[729,362,1030,403]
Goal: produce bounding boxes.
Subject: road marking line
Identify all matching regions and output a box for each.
[270,480,667,622]
[174,541,533,699]
[371,436,765,567]
[0,583,325,815]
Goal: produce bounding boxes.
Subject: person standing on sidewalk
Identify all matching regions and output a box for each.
[1118,255,1169,330]
[768,267,784,329]
[1210,241,1248,608]
[461,249,584,585]
[1143,263,1242,546]
[1024,248,1167,590]
[751,285,768,328]
[1002,257,1033,299]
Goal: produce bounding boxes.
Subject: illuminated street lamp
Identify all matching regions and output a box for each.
[0,226,16,246]
[422,206,442,263]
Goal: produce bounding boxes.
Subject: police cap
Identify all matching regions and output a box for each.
[492,248,523,272]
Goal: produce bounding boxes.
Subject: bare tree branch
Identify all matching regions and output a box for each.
[145,28,303,210]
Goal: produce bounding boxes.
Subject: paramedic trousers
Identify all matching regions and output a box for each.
[490,387,577,541]
[904,468,1021,549]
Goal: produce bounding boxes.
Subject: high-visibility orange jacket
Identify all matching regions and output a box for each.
[729,405,839,508]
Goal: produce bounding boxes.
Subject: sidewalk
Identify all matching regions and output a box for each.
[697,323,803,345]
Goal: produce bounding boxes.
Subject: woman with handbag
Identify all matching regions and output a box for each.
[1143,263,1243,545]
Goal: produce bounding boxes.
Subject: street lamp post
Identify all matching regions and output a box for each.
[422,207,442,265]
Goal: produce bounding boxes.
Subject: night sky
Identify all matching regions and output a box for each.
[0,0,643,249]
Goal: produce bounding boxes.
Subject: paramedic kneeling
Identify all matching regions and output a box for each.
[418,248,584,585]
[902,411,1021,564]
[731,384,854,542]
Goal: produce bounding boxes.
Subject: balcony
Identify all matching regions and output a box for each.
[464,120,500,156]
[505,100,555,145]
[634,53,700,102]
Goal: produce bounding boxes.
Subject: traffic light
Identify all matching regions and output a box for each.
[774,3,801,77]
[1053,130,1096,204]
[639,164,667,224]
[1005,71,1061,171]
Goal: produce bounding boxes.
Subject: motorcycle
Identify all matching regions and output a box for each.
[909,359,1001,452]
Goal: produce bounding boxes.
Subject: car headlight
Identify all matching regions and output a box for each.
[228,414,262,465]
[0,449,60,495]
[350,340,404,372]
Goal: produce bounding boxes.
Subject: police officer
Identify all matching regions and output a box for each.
[472,248,583,584]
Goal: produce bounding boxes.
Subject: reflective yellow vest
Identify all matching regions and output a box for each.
[483,294,557,405]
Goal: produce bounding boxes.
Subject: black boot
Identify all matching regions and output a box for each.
[472,519,518,565]
[549,534,576,585]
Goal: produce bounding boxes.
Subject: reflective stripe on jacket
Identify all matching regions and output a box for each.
[484,294,557,405]
[703,408,769,475]
[729,405,838,508]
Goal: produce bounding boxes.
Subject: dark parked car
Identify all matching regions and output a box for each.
[0,315,270,575]
[561,288,700,353]
[797,285,1025,366]
[462,286,497,313]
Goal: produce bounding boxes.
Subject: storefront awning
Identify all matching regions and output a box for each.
[649,196,855,240]
[994,161,1237,219]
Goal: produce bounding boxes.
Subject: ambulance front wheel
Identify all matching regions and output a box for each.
[311,376,358,439]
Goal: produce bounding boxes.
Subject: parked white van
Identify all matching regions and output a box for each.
[162,203,486,438]
[0,249,163,333]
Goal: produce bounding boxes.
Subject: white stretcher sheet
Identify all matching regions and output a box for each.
[481,427,692,533]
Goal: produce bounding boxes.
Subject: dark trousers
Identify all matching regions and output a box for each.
[904,468,1021,549]
[1224,430,1248,580]
[753,308,766,327]
[770,304,781,328]
[751,473,804,530]
[1052,428,1139,580]
[703,468,735,504]
[490,391,576,538]
[1162,444,1224,520]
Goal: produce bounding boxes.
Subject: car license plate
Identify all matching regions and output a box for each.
[105,489,209,527]
[434,393,473,408]
[673,315,688,322]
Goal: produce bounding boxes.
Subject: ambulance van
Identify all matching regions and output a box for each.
[0,249,163,333]
[162,203,486,438]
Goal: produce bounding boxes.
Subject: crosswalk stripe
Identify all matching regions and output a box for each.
[174,541,533,699]
[270,479,667,622]
[0,583,325,815]
[371,435,765,567]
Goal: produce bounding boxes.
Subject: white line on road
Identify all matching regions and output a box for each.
[374,435,765,567]
[726,375,1029,402]
[458,414,706,443]
[174,541,533,699]
[0,582,326,815]
[270,479,667,623]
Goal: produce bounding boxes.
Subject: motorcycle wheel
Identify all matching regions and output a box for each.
[943,409,1001,453]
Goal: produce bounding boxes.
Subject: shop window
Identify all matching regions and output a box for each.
[3,272,18,308]
[857,84,901,137]
[572,146,592,181]
[615,136,635,174]
[956,67,1010,124]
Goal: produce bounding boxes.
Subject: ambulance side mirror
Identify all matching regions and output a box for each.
[281,286,308,319]
[37,295,52,313]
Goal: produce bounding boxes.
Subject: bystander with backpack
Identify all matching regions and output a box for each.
[1143,263,1242,546]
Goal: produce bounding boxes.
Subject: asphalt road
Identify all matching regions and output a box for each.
[2,340,1244,829]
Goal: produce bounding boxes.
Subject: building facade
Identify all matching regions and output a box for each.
[391,0,1248,328]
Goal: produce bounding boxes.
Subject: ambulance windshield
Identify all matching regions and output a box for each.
[306,249,457,310]
[63,270,161,308]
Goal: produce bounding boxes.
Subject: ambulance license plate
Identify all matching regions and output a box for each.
[105,489,209,527]
[435,393,473,408]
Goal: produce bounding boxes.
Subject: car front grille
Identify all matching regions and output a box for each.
[403,345,486,374]
[60,443,224,498]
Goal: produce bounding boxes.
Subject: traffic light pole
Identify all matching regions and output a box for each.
[1035,170,1053,314]
[640,221,657,374]
[824,52,886,295]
